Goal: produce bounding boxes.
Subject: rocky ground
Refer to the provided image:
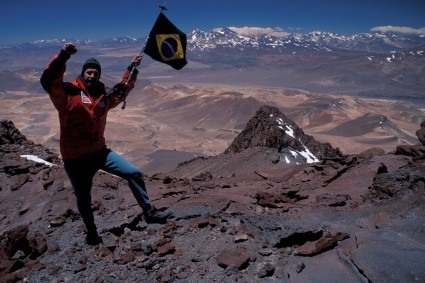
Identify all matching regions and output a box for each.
[1,112,424,282]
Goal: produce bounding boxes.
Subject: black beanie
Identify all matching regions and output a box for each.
[81,58,101,77]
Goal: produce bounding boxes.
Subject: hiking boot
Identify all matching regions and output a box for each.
[85,231,103,245]
[144,205,173,224]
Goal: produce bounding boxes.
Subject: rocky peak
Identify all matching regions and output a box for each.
[0,120,60,164]
[225,105,342,163]
[0,120,28,145]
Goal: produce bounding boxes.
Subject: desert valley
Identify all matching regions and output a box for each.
[1,81,424,175]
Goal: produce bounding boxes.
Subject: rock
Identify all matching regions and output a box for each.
[416,120,425,145]
[216,247,251,270]
[0,225,48,281]
[11,250,26,260]
[351,230,425,282]
[295,232,350,256]
[0,120,28,145]
[395,121,425,156]
[101,233,118,252]
[49,217,66,227]
[142,245,154,256]
[74,263,87,273]
[192,171,213,182]
[358,147,386,160]
[114,252,138,265]
[316,194,349,207]
[156,243,176,257]
[376,163,388,174]
[28,233,47,260]
[258,249,273,256]
[234,233,249,243]
[258,263,275,278]
[160,267,174,282]
[366,164,421,202]
[255,191,294,208]
[190,216,218,228]
[395,144,425,157]
[47,240,59,253]
[296,262,305,273]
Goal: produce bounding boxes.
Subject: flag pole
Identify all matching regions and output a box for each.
[126,2,168,85]
[121,2,168,109]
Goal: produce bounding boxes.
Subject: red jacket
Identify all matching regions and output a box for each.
[40,49,138,161]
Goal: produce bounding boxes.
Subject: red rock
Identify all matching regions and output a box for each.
[157,243,176,257]
[216,247,250,270]
[295,232,350,256]
[114,252,138,265]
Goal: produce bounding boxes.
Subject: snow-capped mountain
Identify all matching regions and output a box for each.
[187,28,332,54]
[187,28,425,54]
[31,38,96,47]
[365,44,425,63]
[294,31,425,52]
[225,105,342,163]
[2,28,424,54]
[0,36,142,49]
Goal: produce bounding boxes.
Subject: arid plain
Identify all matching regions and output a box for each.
[1,73,423,175]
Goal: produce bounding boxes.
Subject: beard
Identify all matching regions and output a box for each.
[80,76,104,98]
[84,77,99,87]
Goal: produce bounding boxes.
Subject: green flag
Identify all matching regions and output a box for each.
[144,12,187,70]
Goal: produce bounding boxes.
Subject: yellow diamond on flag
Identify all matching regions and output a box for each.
[155,34,185,62]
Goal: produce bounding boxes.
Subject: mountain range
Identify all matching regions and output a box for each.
[1,28,424,105]
[2,28,425,54]
[188,28,425,54]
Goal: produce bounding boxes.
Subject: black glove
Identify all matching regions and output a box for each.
[108,83,128,98]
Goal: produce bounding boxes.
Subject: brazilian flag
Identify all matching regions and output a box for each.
[144,12,187,70]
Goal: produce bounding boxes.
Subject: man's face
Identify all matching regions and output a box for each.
[83,68,100,86]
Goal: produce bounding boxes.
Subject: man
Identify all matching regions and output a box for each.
[41,43,172,245]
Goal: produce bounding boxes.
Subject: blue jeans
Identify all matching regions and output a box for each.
[64,148,151,233]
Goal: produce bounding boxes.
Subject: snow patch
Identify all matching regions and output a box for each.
[274,116,320,164]
[21,155,55,167]
[228,26,290,37]
[290,143,319,164]
[285,125,294,138]
[276,117,295,138]
[289,150,298,158]
[298,143,320,163]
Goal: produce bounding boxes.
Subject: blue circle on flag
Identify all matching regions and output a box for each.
[161,37,178,58]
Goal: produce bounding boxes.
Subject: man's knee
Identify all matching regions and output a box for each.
[131,170,144,180]
[119,161,142,178]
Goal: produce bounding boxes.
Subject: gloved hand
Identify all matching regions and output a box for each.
[130,55,143,67]
[108,83,128,98]
[63,43,77,55]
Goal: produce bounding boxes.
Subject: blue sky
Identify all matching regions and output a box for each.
[1,0,424,44]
